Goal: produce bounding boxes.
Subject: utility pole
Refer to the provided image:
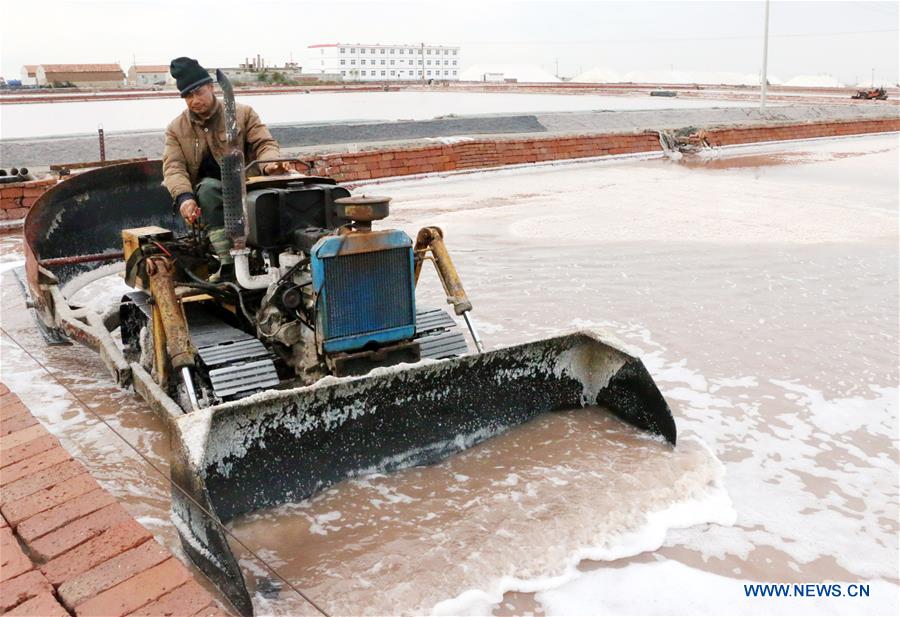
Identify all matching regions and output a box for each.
[760,0,770,110]
[421,42,426,84]
[871,67,875,87]
[555,57,559,79]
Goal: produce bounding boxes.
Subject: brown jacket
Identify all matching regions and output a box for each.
[162,98,281,199]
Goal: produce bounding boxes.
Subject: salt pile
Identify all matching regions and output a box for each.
[459,63,561,83]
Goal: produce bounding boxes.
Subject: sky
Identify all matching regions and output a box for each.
[2,0,898,85]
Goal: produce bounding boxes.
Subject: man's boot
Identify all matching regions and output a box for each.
[207,227,235,283]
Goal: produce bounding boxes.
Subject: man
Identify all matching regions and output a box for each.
[162,57,290,273]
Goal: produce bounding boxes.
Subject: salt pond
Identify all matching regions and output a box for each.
[1,90,755,139]
[1,133,896,615]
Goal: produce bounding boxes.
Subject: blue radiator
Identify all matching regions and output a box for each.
[311,230,417,353]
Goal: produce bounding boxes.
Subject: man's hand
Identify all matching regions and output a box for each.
[263,161,296,175]
[180,198,201,225]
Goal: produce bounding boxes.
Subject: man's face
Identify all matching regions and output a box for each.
[184,83,215,116]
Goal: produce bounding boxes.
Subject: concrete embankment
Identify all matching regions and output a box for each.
[0,384,230,617]
[299,115,900,184]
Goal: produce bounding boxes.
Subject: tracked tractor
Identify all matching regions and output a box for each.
[851,87,888,100]
[21,71,677,616]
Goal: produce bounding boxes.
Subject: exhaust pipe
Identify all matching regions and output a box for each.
[215,69,247,250]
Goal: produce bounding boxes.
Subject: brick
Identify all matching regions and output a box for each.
[0,424,49,451]
[0,187,23,199]
[7,207,31,219]
[0,528,33,582]
[30,503,133,561]
[0,513,7,528]
[0,383,9,396]
[0,409,32,431]
[18,488,116,542]
[28,179,51,187]
[1,434,60,470]
[0,570,53,612]
[0,459,84,506]
[22,188,48,198]
[0,391,21,408]
[2,473,100,527]
[41,518,152,586]
[1,413,38,436]
[75,558,192,617]
[125,580,214,616]
[4,592,69,617]
[0,398,27,419]
[60,539,169,610]
[1,446,71,487]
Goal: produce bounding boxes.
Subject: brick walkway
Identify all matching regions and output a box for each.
[0,384,229,616]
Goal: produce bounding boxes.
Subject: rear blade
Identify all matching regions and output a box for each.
[170,329,675,615]
[24,161,178,292]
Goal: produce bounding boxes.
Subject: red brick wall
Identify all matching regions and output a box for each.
[305,118,899,183]
[0,178,57,222]
[0,118,896,223]
[703,118,900,147]
[306,132,663,182]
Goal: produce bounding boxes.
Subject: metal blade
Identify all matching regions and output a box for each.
[170,329,675,615]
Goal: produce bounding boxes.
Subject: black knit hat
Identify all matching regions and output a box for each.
[170,57,213,96]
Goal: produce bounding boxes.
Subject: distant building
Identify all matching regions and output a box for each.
[239,55,267,71]
[217,66,308,85]
[37,64,125,88]
[20,65,39,85]
[308,43,460,81]
[128,65,172,86]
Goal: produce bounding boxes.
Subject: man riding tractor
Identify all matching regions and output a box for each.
[162,57,294,279]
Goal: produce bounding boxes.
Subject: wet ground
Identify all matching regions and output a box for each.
[1,132,897,615]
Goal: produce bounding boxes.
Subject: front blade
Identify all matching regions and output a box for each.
[170,329,675,615]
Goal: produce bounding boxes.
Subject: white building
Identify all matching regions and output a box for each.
[307,43,460,81]
[127,65,173,86]
[21,65,39,85]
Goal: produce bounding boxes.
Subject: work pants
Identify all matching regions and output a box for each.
[195,177,233,265]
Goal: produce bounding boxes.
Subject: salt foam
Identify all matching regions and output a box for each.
[431,476,736,615]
